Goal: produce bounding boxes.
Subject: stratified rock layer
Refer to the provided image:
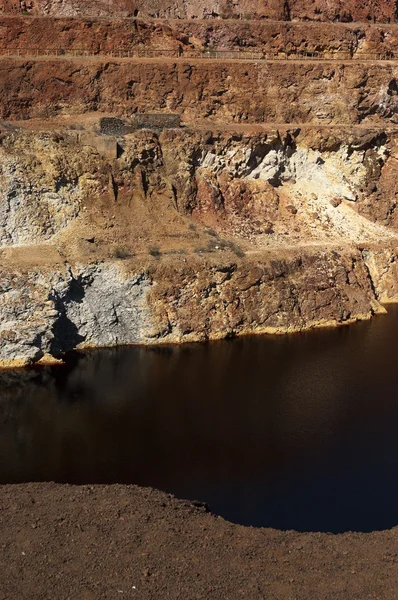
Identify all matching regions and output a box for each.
[0,250,387,367]
[0,6,396,366]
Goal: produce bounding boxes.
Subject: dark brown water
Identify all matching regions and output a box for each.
[1,307,398,533]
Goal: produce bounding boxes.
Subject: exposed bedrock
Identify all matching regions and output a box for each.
[0,126,397,366]
[287,0,398,24]
[1,0,397,22]
[362,248,398,302]
[0,250,388,367]
[1,59,398,124]
[0,127,397,247]
[180,127,398,233]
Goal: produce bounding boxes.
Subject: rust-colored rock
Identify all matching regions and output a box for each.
[0,58,398,124]
[2,16,398,57]
[288,0,397,23]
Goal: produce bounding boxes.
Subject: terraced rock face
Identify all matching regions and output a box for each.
[0,8,396,366]
[0,126,396,366]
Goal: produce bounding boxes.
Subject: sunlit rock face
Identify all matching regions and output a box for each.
[0,249,387,367]
[0,127,395,366]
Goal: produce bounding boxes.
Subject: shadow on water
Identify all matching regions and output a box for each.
[1,307,398,533]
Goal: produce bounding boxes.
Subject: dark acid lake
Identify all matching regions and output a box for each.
[1,307,398,534]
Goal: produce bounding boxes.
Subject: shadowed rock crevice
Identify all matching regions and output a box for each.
[49,273,86,355]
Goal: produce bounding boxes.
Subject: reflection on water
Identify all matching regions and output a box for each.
[1,308,398,533]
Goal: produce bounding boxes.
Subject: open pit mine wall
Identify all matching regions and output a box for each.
[1,0,398,22]
[2,17,398,57]
[0,251,394,368]
[0,59,398,123]
[0,127,398,367]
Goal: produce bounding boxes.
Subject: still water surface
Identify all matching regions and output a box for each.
[1,308,398,533]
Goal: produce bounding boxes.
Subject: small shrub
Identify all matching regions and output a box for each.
[229,242,246,258]
[149,245,161,258]
[113,246,131,259]
[163,248,188,256]
[195,239,222,253]
[194,237,245,257]
[204,227,218,238]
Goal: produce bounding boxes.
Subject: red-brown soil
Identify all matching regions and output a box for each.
[0,483,397,600]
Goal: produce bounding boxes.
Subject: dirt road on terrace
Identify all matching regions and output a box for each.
[0,483,397,600]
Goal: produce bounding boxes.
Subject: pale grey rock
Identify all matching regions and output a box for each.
[51,263,153,352]
[0,263,153,366]
[0,270,61,364]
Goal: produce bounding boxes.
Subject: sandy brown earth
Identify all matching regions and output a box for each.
[0,483,397,600]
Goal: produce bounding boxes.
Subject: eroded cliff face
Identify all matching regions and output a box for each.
[288,0,398,23]
[0,126,396,366]
[0,133,90,245]
[1,127,396,250]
